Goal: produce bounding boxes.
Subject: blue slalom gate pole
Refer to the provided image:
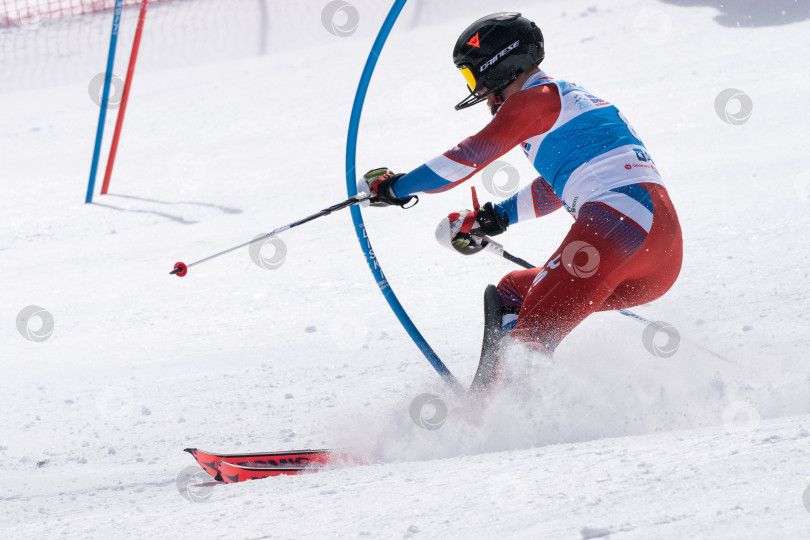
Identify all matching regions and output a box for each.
[85,0,124,204]
[344,0,464,395]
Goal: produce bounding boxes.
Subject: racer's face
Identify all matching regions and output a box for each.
[485,90,502,116]
[471,84,498,115]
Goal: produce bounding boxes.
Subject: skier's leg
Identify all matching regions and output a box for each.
[507,241,628,351]
[508,203,652,350]
[496,268,539,333]
[509,183,682,350]
[599,184,683,311]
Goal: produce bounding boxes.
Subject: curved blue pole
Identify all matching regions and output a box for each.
[345,0,462,395]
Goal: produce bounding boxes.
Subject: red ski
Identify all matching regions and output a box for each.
[184,447,336,480]
[216,460,317,483]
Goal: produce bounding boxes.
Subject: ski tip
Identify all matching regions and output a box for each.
[183,448,197,454]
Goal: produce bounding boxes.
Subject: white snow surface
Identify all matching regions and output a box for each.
[2,0,810,538]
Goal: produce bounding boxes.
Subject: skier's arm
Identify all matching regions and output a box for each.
[390,84,561,199]
[494,175,564,226]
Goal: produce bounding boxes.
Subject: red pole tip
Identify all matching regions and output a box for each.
[171,262,188,277]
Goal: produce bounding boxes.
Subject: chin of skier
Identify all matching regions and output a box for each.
[359,12,683,394]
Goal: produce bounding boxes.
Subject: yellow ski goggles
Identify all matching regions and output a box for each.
[458,66,477,92]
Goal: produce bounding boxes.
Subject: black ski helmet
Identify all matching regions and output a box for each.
[452,13,544,111]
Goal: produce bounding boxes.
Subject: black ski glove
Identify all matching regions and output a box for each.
[359,168,417,208]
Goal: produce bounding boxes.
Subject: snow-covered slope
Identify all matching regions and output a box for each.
[2,0,809,538]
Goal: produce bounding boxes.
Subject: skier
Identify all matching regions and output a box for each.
[359,12,682,392]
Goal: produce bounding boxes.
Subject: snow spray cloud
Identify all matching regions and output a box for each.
[321,1,359,37]
[176,466,216,503]
[715,89,753,125]
[88,73,124,109]
[249,234,287,270]
[641,320,681,358]
[16,305,54,342]
[633,8,674,45]
[409,393,448,431]
[482,160,520,198]
[328,335,797,463]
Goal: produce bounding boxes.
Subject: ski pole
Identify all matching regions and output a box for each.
[478,235,731,362]
[169,193,370,277]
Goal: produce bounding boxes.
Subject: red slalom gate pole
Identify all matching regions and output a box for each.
[101,0,149,195]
